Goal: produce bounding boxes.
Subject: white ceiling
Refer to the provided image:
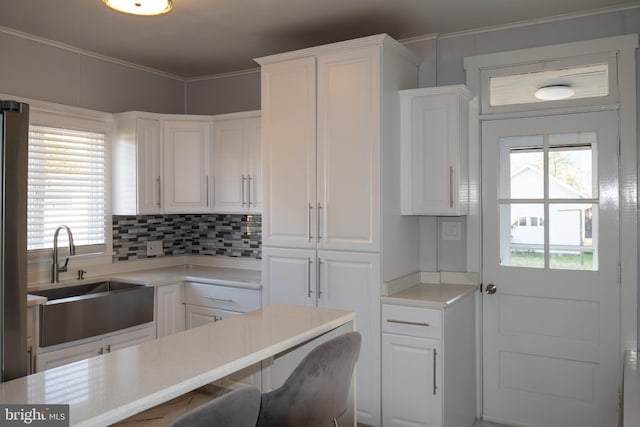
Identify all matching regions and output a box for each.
[0,0,635,78]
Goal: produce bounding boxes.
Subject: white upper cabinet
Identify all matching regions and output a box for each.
[211,112,261,213]
[260,46,380,252]
[113,113,218,215]
[261,57,317,249]
[162,119,212,213]
[316,47,380,251]
[400,85,472,216]
[113,114,162,215]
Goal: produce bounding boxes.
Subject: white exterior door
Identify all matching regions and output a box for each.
[482,111,620,426]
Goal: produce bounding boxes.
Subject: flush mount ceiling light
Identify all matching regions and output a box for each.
[534,85,575,101]
[103,0,173,16]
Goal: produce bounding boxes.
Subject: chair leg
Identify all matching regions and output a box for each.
[333,418,339,427]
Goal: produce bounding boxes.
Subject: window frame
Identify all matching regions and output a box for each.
[25,104,113,264]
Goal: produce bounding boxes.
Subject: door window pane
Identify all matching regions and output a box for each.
[548,134,595,198]
[549,203,596,270]
[500,135,544,199]
[500,203,544,268]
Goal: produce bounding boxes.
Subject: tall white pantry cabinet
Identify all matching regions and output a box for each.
[256,34,421,426]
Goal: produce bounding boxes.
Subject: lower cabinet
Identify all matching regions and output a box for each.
[381,293,476,427]
[156,283,185,337]
[36,324,156,372]
[261,247,381,426]
[183,282,262,390]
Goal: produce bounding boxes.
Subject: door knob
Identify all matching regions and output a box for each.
[485,283,497,294]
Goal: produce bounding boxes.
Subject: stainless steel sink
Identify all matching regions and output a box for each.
[30,280,154,347]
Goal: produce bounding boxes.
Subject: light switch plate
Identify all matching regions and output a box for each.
[442,222,462,241]
[147,240,163,256]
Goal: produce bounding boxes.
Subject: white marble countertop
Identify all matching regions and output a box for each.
[0,304,355,427]
[381,271,478,308]
[109,264,261,288]
[27,264,261,298]
[381,283,478,308]
[27,294,47,307]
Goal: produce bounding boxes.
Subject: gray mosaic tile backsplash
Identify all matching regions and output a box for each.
[112,214,261,261]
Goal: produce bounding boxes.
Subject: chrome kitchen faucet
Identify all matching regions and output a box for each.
[52,225,76,283]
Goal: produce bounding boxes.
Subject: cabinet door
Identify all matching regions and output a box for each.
[185,304,223,329]
[261,57,317,249]
[316,46,380,252]
[104,325,156,353]
[261,247,316,308]
[245,117,262,213]
[36,341,101,372]
[382,333,442,427]
[317,250,380,426]
[137,118,162,214]
[163,120,212,213]
[400,88,470,215]
[156,283,184,338]
[113,116,161,215]
[212,118,246,212]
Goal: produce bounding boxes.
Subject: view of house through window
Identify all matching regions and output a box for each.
[27,124,107,253]
[499,132,597,270]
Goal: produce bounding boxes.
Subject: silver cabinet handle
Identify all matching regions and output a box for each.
[308,203,314,242]
[156,176,162,207]
[307,258,313,298]
[386,319,430,327]
[27,346,34,374]
[449,166,454,209]
[206,176,210,207]
[106,345,111,353]
[247,175,253,207]
[98,348,104,355]
[433,349,438,395]
[242,174,247,206]
[317,203,322,240]
[317,259,323,297]
[204,296,233,302]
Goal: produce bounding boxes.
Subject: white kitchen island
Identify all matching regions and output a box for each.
[0,304,355,426]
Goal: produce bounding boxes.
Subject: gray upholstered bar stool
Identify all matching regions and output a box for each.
[256,331,362,427]
[169,386,261,427]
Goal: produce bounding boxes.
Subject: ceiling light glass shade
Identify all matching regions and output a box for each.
[534,85,575,101]
[103,0,173,16]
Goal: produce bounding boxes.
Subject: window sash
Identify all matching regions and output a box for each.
[28,124,107,251]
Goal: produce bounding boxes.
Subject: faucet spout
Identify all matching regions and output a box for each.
[52,225,75,283]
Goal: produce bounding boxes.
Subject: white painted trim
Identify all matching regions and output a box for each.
[209,110,261,122]
[185,68,261,82]
[398,33,439,45]
[255,33,420,66]
[0,25,184,81]
[463,34,638,71]
[440,2,640,40]
[0,92,113,122]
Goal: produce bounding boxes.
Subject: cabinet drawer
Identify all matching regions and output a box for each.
[382,304,442,339]
[183,282,260,312]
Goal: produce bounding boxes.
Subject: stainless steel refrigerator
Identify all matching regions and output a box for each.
[0,100,28,382]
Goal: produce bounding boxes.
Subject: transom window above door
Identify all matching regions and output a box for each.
[498,132,598,271]
[480,52,618,114]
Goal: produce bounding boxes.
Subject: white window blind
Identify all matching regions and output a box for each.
[28,124,106,251]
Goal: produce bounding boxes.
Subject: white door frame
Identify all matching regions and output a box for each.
[464,34,638,417]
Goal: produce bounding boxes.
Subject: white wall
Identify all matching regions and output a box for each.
[0,29,186,113]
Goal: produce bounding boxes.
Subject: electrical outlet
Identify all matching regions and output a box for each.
[146,240,163,256]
